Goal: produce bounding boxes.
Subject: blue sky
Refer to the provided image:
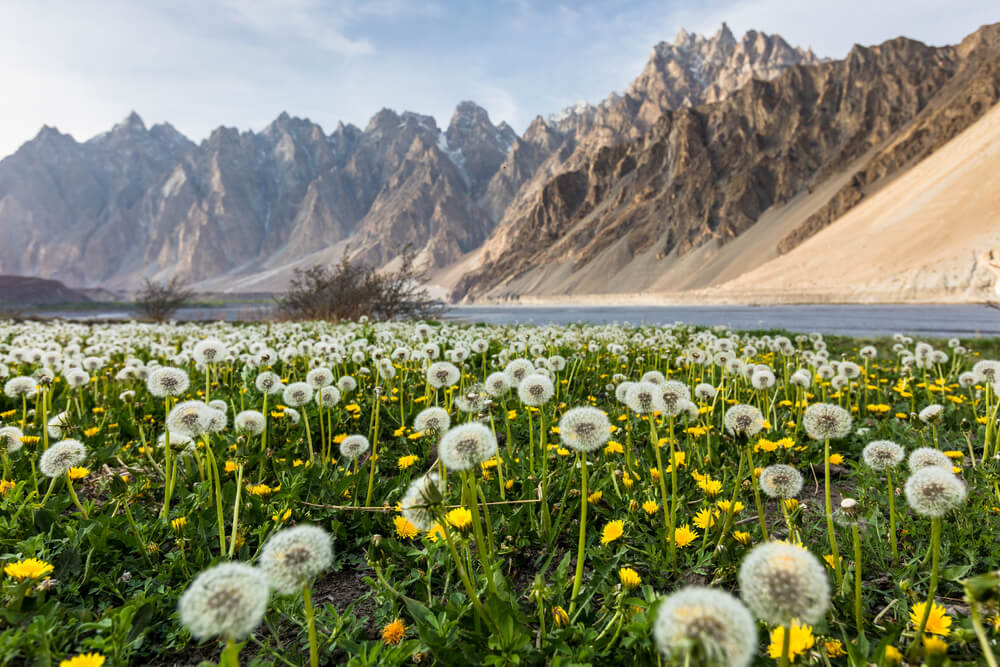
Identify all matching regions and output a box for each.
[0,0,996,158]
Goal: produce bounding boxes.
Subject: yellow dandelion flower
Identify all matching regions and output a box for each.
[922,634,948,655]
[717,500,745,513]
[224,460,237,474]
[674,525,698,548]
[171,517,186,532]
[67,467,90,480]
[587,491,603,504]
[884,645,903,664]
[552,605,570,627]
[768,622,814,663]
[59,653,106,667]
[381,618,406,645]
[446,507,472,531]
[83,427,100,438]
[248,483,275,497]
[601,520,624,545]
[692,508,717,530]
[0,480,15,495]
[272,509,292,522]
[642,500,659,515]
[828,453,845,465]
[397,455,419,469]
[910,600,952,636]
[733,531,751,545]
[426,523,445,543]
[394,516,419,539]
[697,478,723,496]
[824,639,845,657]
[622,475,634,489]
[604,441,623,454]
[4,558,54,581]
[618,567,641,590]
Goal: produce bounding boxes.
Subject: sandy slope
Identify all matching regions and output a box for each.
[710,101,1000,302]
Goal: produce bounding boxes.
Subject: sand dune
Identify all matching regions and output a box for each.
[711,101,1000,302]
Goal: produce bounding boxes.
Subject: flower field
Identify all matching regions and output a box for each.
[1,319,999,666]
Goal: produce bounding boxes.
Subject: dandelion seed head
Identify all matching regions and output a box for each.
[0,426,24,454]
[259,525,333,594]
[339,434,370,460]
[255,371,283,395]
[147,367,189,397]
[908,447,952,472]
[759,464,804,499]
[862,440,904,471]
[559,407,611,452]
[724,404,764,437]
[39,439,88,478]
[654,587,757,667]
[518,373,554,407]
[401,473,443,531]
[281,382,313,408]
[414,407,450,437]
[178,563,269,640]
[234,410,266,436]
[802,403,852,440]
[625,382,666,415]
[438,423,498,471]
[738,542,830,625]
[904,467,967,518]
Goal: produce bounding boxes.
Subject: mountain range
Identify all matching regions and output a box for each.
[1,22,998,303]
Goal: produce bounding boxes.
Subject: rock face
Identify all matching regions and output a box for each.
[0,103,509,289]
[2,23,995,303]
[0,275,91,306]
[454,24,1000,301]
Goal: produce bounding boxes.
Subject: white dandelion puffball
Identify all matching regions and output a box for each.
[802,403,852,440]
[625,382,666,415]
[39,439,88,478]
[908,447,952,472]
[659,380,692,416]
[0,426,24,454]
[918,404,944,424]
[47,411,71,439]
[306,367,334,389]
[694,383,717,401]
[337,376,357,393]
[167,400,211,438]
[654,587,756,667]
[641,370,666,385]
[503,359,534,387]
[759,464,804,499]
[147,367,189,397]
[234,410,266,435]
[179,563,270,640]
[157,431,195,457]
[438,423,498,471]
[559,407,611,452]
[258,524,334,594]
[739,542,830,626]
[862,440,905,471]
[484,372,510,397]
[455,384,490,413]
[426,361,461,389]
[414,407,450,437]
[318,385,341,406]
[202,408,227,433]
[193,338,226,365]
[282,382,313,408]
[518,373,554,407]
[401,473,444,531]
[724,404,764,438]
[255,371,283,395]
[282,407,301,425]
[339,434,370,460]
[904,467,967,518]
[3,376,36,398]
[64,368,90,389]
[208,399,228,413]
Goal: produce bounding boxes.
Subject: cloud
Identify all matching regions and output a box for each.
[218,0,376,56]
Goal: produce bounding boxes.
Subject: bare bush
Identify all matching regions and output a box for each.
[136,277,194,322]
[277,247,445,321]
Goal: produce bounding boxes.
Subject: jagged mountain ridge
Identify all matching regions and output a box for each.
[0,24,822,292]
[454,23,1000,301]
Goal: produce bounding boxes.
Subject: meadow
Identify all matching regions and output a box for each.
[0,319,998,666]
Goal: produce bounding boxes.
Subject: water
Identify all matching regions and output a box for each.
[20,304,1000,338]
[443,304,1000,338]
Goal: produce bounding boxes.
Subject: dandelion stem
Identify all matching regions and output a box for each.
[228,462,244,558]
[908,517,942,659]
[778,624,791,667]
[65,476,89,519]
[852,520,863,636]
[569,451,588,613]
[302,584,319,667]
[886,468,898,566]
[824,437,843,587]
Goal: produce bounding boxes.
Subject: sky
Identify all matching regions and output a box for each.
[0,0,997,159]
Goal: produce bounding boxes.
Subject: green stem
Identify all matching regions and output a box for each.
[779,624,791,667]
[228,463,244,558]
[745,443,768,541]
[569,451,588,613]
[303,584,319,667]
[908,518,942,659]
[887,468,898,566]
[824,437,843,587]
[65,477,89,519]
[970,599,1000,667]
[852,521,863,636]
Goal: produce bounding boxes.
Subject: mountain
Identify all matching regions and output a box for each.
[453,23,1000,302]
[3,23,996,303]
